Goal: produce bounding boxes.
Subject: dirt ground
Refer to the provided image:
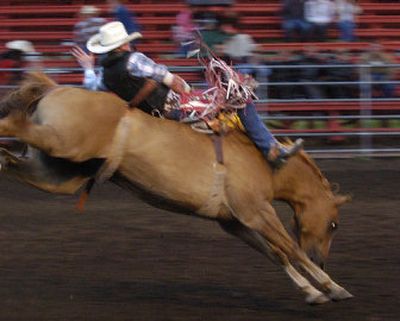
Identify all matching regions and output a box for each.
[0,158,399,321]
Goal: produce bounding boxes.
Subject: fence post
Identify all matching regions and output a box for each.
[359,64,372,154]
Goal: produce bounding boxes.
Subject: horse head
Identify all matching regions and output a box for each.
[291,192,351,269]
[273,152,352,269]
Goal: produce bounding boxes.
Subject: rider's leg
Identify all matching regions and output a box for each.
[237,102,303,167]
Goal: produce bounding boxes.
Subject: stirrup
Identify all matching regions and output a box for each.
[191,121,214,134]
[267,138,304,169]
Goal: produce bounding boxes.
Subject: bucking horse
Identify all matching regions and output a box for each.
[0,72,352,304]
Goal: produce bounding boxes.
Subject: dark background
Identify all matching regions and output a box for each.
[0,158,399,321]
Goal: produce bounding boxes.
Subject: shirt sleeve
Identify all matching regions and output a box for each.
[83,68,107,91]
[127,52,169,83]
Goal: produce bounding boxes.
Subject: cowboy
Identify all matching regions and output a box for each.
[72,21,303,167]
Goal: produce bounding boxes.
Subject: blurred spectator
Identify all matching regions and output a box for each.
[305,0,336,41]
[172,5,198,57]
[335,0,362,42]
[322,49,356,98]
[0,40,40,147]
[198,12,230,54]
[298,46,325,99]
[0,40,40,88]
[269,50,304,99]
[106,0,141,34]
[215,13,256,61]
[360,43,396,98]
[73,5,107,51]
[281,0,312,42]
[216,12,270,98]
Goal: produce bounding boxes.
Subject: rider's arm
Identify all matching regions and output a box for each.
[127,52,191,94]
[71,46,107,91]
[83,68,107,91]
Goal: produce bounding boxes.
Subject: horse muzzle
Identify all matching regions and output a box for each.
[308,248,326,271]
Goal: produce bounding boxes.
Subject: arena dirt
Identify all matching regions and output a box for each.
[0,158,399,321]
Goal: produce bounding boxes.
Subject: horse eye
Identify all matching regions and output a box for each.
[330,222,338,231]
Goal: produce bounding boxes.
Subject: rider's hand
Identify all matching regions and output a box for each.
[170,74,191,95]
[71,46,95,70]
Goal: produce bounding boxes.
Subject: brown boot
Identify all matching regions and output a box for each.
[267,138,304,169]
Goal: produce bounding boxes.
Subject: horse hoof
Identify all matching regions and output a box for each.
[306,292,330,305]
[329,287,354,301]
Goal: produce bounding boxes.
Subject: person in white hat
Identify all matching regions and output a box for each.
[5,40,36,55]
[72,21,303,168]
[72,21,191,115]
[0,40,41,87]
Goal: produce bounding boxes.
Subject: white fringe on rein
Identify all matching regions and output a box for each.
[171,49,258,122]
[204,57,258,110]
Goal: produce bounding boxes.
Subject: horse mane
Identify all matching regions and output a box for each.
[0,72,57,118]
[297,150,333,194]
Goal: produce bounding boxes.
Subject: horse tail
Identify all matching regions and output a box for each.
[0,72,58,118]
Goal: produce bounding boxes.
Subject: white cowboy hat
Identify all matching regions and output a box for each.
[5,40,36,54]
[86,21,142,54]
[80,5,100,15]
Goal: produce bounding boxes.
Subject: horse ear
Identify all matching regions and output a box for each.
[335,194,352,206]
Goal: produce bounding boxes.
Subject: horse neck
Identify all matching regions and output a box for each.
[272,154,332,208]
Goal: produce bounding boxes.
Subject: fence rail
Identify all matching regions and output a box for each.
[1,62,399,158]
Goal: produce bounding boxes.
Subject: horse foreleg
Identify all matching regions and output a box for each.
[295,252,354,301]
[229,201,352,302]
[219,219,278,262]
[218,218,329,305]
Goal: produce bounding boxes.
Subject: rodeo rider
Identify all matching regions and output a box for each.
[72,21,303,168]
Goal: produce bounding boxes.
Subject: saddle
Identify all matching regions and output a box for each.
[169,89,245,135]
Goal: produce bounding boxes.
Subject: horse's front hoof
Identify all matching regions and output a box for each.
[306,292,330,305]
[329,287,354,301]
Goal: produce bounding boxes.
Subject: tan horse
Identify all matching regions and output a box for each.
[0,73,352,304]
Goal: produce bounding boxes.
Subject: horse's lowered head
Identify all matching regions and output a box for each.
[273,152,352,269]
[292,191,351,269]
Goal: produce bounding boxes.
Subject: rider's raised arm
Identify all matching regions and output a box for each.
[127,52,191,94]
[71,46,107,91]
[83,68,107,91]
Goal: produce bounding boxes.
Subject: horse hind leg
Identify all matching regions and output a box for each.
[0,115,69,159]
[0,147,92,194]
[218,219,329,305]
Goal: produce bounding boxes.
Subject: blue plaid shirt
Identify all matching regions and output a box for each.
[83,52,169,91]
